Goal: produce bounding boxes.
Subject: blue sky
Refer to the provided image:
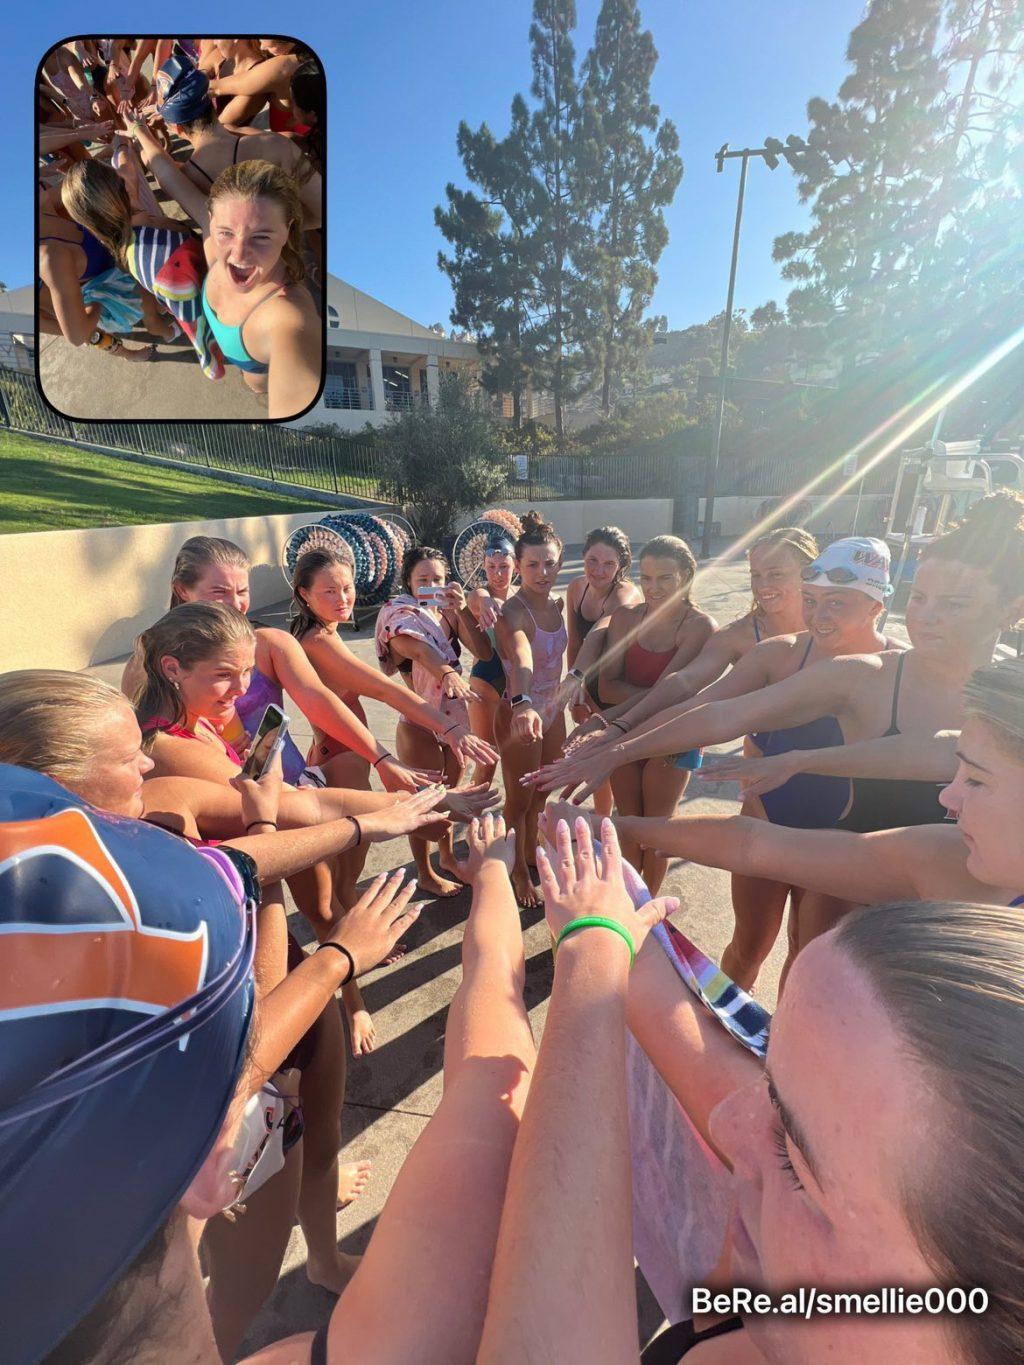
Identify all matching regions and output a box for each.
[12,1,865,329]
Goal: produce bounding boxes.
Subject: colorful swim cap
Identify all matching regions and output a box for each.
[156,51,212,124]
[0,764,255,1363]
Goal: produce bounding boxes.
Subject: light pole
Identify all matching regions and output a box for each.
[701,137,810,559]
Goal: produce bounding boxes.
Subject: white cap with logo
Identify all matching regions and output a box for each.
[801,536,893,604]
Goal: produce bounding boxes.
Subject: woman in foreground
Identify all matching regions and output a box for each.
[18,808,1021,1364]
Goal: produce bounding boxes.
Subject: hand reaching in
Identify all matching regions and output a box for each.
[328,869,422,977]
[536,817,677,962]
[456,813,516,880]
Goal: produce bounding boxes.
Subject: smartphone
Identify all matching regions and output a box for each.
[241,704,290,780]
[415,585,448,609]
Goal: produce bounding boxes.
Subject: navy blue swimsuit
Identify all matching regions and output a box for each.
[748,628,850,829]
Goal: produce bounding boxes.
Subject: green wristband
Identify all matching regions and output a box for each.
[555,915,635,969]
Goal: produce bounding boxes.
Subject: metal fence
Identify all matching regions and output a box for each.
[0,366,385,501]
[0,363,829,512]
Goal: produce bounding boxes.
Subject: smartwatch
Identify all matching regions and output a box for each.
[568,668,584,682]
[510,694,533,709]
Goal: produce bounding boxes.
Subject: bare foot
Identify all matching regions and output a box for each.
[437,852,469,886]
[511,865,543,909]
[349,1009,377,1056]
[118,343,155,363]
[382,941,408,966]
[150,315,177,342]
[306,1249,362,1295]
[416,869,463,898]
[337,1159,372,1207]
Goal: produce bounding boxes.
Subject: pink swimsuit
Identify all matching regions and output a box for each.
[516,597,567,729]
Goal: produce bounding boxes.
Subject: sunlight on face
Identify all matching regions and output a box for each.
[905,559,1006,659]
[710,936,949,1363]
[485,550,515,595]
[164,646,254,721]
[801,584,881,650]
[940,715,1024,891]
[749,545,805,615]
[74,704,154,819]
[210,197,290,291]
[301,562,356,625]
[178,564,251,615]
[638,554,688,607]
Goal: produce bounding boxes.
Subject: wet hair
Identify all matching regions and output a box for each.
[401,545,449,594]
[134,603,255,736]
[920,491,1024,603]
[962,659,1024,762]
[745,525,819,616]
[515,510,563,559]
[170,536,251,609]
[208,160,306,285]
[289,547,354,640]
[61,159,133,273]
[175,104,217,138]
[0,669,129,787]
[638,535,698,598]
[290,59,324,177]
[583,526,632,583]
[834,900,1024,1365]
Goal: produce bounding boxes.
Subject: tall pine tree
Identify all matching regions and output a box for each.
[436,98,541,427]
[577,0,682,415]
[526,0,585,442]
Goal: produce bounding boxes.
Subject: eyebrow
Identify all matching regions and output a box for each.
[954,748,991,774]
[766,1071,825,1189]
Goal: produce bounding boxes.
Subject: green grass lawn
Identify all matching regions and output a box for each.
[0,430,329,534]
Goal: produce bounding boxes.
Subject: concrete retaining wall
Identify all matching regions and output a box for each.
[0,509,327,672]
[698,493,889,539]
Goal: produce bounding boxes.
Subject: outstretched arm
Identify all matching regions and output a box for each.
[479,821,671,1364]
[705,730,958,796]
[128,116,211,231]
[267,305,321,420]
[208,54,293,98]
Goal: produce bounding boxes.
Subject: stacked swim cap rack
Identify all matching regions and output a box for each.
[452,509,523,589]
[281,511,416,630]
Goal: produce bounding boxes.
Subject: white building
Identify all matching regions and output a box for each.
[0,287,36,375]
[292,274,483,432]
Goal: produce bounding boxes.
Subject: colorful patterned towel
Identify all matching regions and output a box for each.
[80,267,144,335]
[127,228,224,379]
[375,596,469,729]
[618,852,771,1325]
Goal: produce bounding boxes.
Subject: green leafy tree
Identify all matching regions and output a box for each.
[376,374,507,546]
[576,0,682,415]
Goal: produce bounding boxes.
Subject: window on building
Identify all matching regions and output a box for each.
[327,305,340,329]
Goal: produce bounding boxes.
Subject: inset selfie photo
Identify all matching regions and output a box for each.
[36,37,324,421]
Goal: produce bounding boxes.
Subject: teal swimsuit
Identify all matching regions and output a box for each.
[201,276,285,374]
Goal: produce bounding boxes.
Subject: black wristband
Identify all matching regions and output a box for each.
[372,751,392,768]
[610,720,629,734]
[317,941,355,985]
[246,820,278,833]
[350,816,362,847]
[442,723,461,735]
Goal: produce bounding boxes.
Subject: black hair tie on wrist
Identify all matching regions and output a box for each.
[317,941,355,984]
[372,752,392,768]
[350,816,362,847]
[246,820,278,833]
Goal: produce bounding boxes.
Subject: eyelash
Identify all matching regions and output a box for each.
[964,777,983,788]
[771,1120,805,1191]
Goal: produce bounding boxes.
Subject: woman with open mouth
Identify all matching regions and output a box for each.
[129,114,321,418]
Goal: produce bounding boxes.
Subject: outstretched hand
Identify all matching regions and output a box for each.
[521,746,618,803]
[697,749,797,798]
[359,784,450,842]
[329,869,422,977]
[536,817,677,962]
[377,755,441,794]
[456,812,516,879]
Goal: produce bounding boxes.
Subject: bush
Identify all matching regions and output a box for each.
[376,374,508,545]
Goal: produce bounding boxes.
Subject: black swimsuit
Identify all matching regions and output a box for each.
[837,652,947,832]
[308,1314,744,1363]
[641,1315,744,1363]
[187,132,243,185]
[574,582,614,706]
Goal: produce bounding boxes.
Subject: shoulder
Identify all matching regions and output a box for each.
[565,576,585,608]
[613,581,642,607]
[257,287,319,342]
